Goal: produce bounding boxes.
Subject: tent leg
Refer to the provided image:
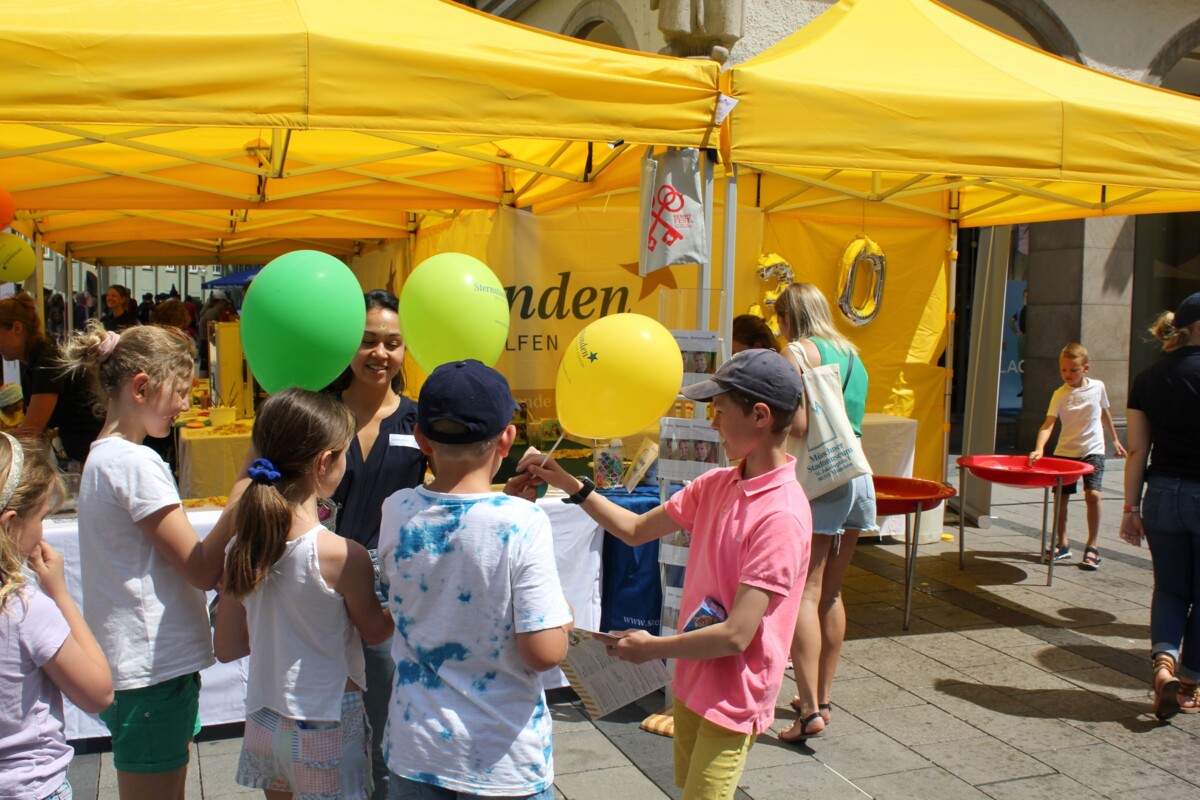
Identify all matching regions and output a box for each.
[720,165,738,357]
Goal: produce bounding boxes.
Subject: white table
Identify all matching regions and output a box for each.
[49,501,603,740]
[860,412,918,538]
[44,509,246,741]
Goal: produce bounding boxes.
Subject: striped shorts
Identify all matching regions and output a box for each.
[236,691,372,799]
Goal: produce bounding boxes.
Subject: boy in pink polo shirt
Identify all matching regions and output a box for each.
[520,349,811,800]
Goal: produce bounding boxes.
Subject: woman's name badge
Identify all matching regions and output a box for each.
[389,434,418,448]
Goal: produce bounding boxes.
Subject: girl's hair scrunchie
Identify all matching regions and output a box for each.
[96,331,121,364]
[247,458,282,485]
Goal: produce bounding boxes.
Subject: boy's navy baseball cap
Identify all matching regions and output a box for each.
[417,359,518,444]
[681,348,803,412]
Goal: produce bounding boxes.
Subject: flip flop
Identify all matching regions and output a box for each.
[1080,546,1101,571]
[780,712,825,743]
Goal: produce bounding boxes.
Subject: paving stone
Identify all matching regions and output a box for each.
[977,772,1107,800]
[808,731,931,780]
[913,735,1053,785]
[552,728,635,774]
[196,752,239,797]
[893,631,1014,668]
[738,760,871,800]
[859,703,984,747]
[1035,741,1180,794]
[66,753,101,800]
[554,765,671,799]
[966,660,1080,695]
[970,713,1101,753]
[824,676,925,716]
[855,765,991,799]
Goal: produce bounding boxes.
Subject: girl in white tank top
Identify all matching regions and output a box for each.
[213,388,394,799]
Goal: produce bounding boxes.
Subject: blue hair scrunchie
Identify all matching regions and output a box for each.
[247,458,282,485]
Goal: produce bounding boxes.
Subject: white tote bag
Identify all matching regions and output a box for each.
[786,341,872,498]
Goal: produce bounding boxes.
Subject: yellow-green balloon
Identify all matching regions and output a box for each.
[0,233,36,283]
[399,253,510,373]
[240,250,365,393]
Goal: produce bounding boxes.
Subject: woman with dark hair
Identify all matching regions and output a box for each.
[1121,292,1200,721]
[732,313,779,353]
[325,289,425,799]
[0,293,102,464]
[100,285,139,332]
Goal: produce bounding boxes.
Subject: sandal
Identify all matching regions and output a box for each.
[1153,653,1181,721]
[819,702,832,724]
[780,711,825,743]
[1080,546,1101,571]
[1179,679,1200,715]
[1043,544,1071,563]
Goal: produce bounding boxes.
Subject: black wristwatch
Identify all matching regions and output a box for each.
[563,475,596,505]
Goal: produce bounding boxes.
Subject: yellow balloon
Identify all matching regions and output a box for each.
[556,314,683,440]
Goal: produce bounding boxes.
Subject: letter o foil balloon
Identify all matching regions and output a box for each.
[240,250,366,393]
[399,252,510,374]
[556,314,683,440]
[0,233,36,283]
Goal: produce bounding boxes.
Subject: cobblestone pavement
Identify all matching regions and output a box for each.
[67,459,1199,799]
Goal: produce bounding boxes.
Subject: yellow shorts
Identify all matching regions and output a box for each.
[672,699,756,800]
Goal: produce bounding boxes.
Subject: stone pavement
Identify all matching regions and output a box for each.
[66,459,1200,799]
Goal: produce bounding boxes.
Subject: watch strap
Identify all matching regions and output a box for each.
[563,475,596,505]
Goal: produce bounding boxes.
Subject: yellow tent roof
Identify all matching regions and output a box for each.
[0,0,718,262]
[723,0,1200,226]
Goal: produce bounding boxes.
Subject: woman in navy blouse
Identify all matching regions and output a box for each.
[327,289,425,799]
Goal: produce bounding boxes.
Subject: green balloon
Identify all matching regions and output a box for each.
[399,253,510,373]
[241,251,365,393]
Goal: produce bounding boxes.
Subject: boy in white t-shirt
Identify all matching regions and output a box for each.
[378,360,572,800]
[1030,343,1127,569]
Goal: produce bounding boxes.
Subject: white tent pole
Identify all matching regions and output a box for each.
[721,165,739,359]
[699,151,713,330]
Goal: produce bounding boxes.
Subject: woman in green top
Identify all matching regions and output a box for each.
[774,282,877,743]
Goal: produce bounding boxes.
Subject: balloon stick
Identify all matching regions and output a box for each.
[538,432,566,469]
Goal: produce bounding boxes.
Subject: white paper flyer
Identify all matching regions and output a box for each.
[559,630,671,719]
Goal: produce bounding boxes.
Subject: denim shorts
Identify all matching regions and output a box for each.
[99,672,201,774]
[1053,453,1105,495]
[810,472,878,536]
[237,692,372,799]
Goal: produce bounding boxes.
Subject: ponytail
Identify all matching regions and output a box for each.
[1148,310,1192,353]
[60,320,194,411]
[223,388,355,598]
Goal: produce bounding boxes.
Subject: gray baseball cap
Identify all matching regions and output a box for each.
[681,348,803,412]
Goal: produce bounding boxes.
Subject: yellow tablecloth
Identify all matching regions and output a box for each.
[178,420,253,500]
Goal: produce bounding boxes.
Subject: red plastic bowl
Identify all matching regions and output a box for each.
[873,475,957,516]
[956,454,1094,489]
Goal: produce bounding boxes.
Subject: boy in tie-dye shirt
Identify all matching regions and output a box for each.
[378,360,573,800]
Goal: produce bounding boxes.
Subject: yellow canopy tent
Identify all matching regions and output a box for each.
[723,0,1200,226]
[0,0,718,263]
[718,0,1200,480]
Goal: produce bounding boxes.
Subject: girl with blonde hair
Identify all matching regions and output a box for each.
[0,433,113,799]
[774,282,877,743]
[214,388,392,798]
[62,321,249,799]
